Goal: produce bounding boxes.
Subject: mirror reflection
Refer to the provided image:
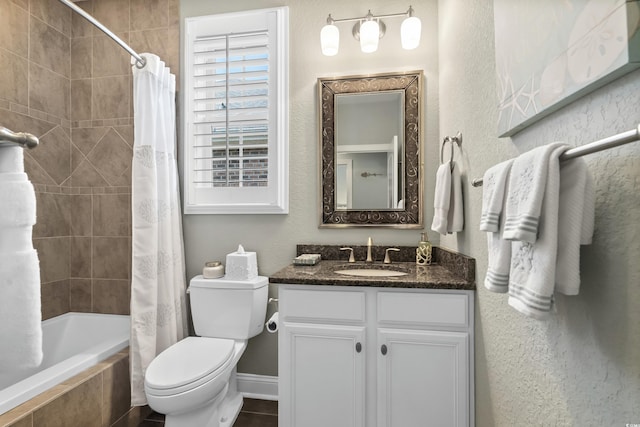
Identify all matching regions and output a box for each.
[318,71,423,228]
[335,92,404,210]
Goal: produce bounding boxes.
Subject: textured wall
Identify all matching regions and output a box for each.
[180,0,440,376]
[438,0,640,425]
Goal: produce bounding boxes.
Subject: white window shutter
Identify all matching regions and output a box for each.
[184,7,289,214]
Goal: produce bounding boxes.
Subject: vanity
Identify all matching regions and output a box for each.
[270,245,476,427]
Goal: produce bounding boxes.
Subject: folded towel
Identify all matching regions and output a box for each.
[447,161,464,233]
[480,159,513,232]
[507,144,567,319]
[0,146,25,174]
[0,175,36,228]
[431,163,451,235]
[503,142,567,243]
[554,158,595,295]
[0,250,42,370]
[484,175,512,293]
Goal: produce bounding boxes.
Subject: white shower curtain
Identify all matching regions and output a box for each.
[130,53,188,406]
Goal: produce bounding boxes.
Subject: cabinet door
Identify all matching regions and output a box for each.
[377,329,469,427]
[279,322,366,427]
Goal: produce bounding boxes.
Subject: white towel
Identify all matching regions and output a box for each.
[507,144,567,319]
[0,146,25,174]
[0,250,42,370]
[431,163,451,235]
[503,142,567,243]
[447,161,464,233]
[480,159,513,232]
[554,158,595,295]
[484,173,512,293]
[0,177,36,228]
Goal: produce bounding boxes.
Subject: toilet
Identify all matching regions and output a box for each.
[144,275,268,427]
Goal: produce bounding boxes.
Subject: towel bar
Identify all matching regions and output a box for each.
[0,126,39,149]
[472,124,640,187]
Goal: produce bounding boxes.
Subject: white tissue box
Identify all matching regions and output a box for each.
[225,245,258,281]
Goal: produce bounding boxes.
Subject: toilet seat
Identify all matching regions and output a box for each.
[145,337,235,397]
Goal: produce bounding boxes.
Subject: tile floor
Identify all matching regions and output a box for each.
[138,398,278,427]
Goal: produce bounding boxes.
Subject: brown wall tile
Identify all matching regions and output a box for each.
[70,194,92,236]
[92,33,131,78]
[30,0,72,37]
[130,0,168,30]
[71,127,108,155]
[33,192,70,238]
[71,236,92,277]
[94,194,130,236]
[69,159,110,187]
[92,0,130,33]
[71,37,92,79]
[86,128,132,184]
[33,372,102,427]
[2,414,32,427]
[92,279,130,315]
[28,126,71,185]
[41,279,70,320]
[102,355,131,425]
[29,62,70,120]
[93,237,129,279]
[34,237,70,283]
[71,0,94,38]
[70,278,92,312]
[29,15,71,78]
[72,79,92,121]
[0,2,29,58]
[92,76,129,119]
[0,49,28,105]
[24,152,58,185]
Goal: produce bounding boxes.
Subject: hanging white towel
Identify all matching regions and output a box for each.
[507,144,567,319]
[447,161,464,233]
[0,250,42,369]
[480,159,513,232]
[483,170,513,293]
[431,162,451,235]
[554,158,595,295]
[0,169,42,370]
[503,142,567,243]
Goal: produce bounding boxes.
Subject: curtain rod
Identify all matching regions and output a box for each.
[471,124,640,187]
[57,0,146,69]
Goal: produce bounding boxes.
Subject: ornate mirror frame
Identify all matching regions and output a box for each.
[318,70,423,228]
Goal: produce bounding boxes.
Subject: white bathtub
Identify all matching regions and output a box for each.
[0,312,130,415]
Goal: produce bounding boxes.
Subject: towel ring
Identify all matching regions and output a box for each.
[440,132,462,172]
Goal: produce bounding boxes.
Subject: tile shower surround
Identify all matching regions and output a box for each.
[0,0,180,319]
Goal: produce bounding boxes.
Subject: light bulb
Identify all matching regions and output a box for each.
[401,15,421,50]
[321,23,340,56]
[359,19,379,53]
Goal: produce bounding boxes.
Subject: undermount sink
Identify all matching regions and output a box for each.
[334,268,409,277]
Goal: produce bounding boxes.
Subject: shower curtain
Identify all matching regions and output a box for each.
[130,53,188,405]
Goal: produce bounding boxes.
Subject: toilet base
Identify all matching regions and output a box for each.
[164,369,244,427]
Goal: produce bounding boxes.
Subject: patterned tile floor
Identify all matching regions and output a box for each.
[138,398,278,427]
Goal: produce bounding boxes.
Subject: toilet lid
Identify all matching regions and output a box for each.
[145,337,235,391]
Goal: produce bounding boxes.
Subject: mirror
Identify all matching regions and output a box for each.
[318,71,423,227]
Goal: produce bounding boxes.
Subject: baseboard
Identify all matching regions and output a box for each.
[237,373,278,401]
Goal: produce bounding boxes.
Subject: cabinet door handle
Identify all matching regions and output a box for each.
[381,344,388,355]
[355,342,362,353]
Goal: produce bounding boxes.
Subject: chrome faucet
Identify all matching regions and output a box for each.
[366,237,373,262]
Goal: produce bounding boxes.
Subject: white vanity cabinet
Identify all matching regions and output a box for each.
[278,285,474,427]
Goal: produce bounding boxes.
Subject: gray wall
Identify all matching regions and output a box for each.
[179,0,440,377]
[438,0,640,425]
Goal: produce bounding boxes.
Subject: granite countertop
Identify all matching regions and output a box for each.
[269,245,476,290]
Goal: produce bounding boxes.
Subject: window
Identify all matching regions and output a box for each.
[184,7,289,214]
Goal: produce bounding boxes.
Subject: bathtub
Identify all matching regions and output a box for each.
[0,312,130,415]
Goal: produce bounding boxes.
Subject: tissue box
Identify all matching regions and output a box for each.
[225,245,258,281]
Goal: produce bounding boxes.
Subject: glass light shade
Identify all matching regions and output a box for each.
[321,24,340,56]
[359,20,379,53]
[401,16,421,50]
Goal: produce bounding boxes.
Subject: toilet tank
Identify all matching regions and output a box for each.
[188,275,268,339]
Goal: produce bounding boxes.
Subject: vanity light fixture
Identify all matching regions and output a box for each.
[320,6,421,56]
